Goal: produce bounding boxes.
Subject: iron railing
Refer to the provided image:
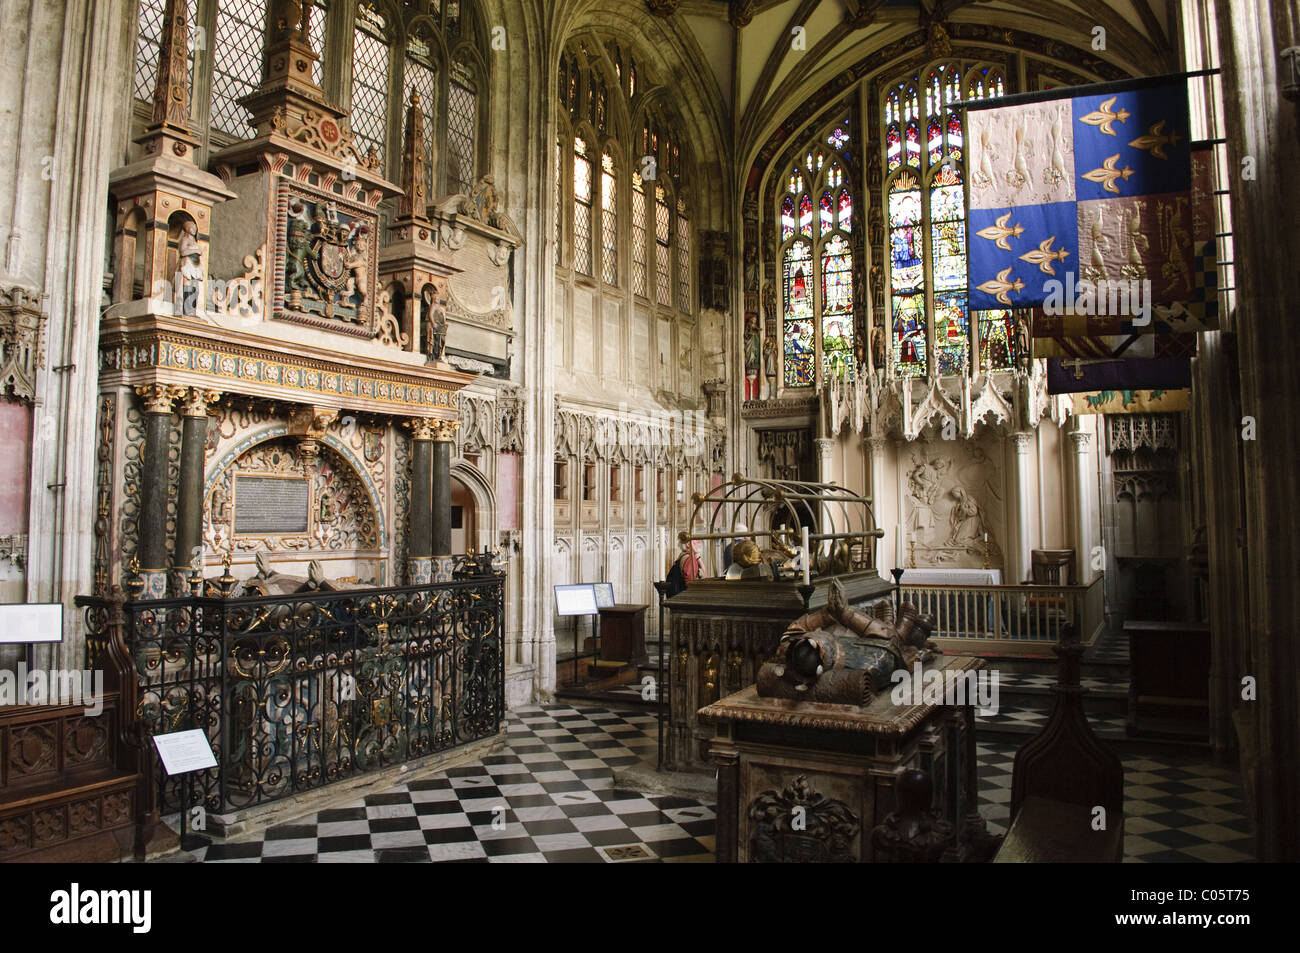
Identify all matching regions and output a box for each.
[77,575,505,817]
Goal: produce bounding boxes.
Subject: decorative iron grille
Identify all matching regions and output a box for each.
[79,575,505,817]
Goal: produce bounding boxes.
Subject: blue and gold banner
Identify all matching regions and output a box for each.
[967,77,1198,329]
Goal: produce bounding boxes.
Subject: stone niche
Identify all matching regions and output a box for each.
[902,434,1006,569]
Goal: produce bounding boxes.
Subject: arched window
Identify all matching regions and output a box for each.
[777,117,855,388]
[446,58,478,194]
[350,4,392,165]
[631,172,648,296]
[883,62,1013,378]
[403,29,440,198]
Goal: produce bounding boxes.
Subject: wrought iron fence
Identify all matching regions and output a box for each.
[78,576,505,817]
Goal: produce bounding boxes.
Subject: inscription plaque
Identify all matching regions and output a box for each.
[234,475,311,535]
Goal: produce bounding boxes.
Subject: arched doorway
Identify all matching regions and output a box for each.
[451,476,477,555]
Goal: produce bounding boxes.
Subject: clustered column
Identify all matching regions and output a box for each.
[407,418,435,584]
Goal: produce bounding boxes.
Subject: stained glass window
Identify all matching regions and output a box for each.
[350,8,391,165]
[602,149,618,285]
[573,136,593,275]
[979,311,1016,371]
[883,62,1009,378]
[777,116,855,389]
[447,60,478,195]
[655,185,671,306]
[632,173,647,296]
[211,0,267,138]
[783,242,814,388]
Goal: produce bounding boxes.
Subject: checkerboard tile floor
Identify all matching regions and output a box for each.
[976,740,1255,862]
[975,704,1129,736]
[186,704,1252,864]
[190,705,715,864]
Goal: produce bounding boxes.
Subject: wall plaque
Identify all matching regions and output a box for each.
[234,474,310,535]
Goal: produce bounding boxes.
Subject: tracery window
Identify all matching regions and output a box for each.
[883,62,1014,378]
[573,136,594,276]
[777,117,855,388]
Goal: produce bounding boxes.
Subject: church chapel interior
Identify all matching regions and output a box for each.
[1,0,1298,869]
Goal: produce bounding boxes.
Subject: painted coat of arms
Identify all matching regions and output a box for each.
[281,188,376,332]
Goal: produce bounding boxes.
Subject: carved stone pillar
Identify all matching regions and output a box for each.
[173,388,221,592]
[866,436,890,567]
[1068,428,1093,583]
[407,418,435,584]
[134,384,182,598]
[431,419,459,581]
[1009,432,1034,584]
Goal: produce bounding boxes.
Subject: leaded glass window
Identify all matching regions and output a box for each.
[677,199,690,312]
[778,117,855,389]
[883,62,1011,377]
[351,7,391,165]
[308,1,328,87]
[447,60,478,195]
[655,185,671,307]
[555,138,564,256]
[134,0,198,104]
[602,149,618,285]
[573,136,593,276]
[211,0,266,138]
[632,173,648,297]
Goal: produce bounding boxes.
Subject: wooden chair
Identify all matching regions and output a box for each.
[1022,550,1074,628]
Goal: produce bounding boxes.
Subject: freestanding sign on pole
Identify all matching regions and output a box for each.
[152,729,218,852]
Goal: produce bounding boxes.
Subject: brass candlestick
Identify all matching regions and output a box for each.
[218,551,236,596]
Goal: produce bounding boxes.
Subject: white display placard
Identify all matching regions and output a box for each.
[0,603,63,644]
[554,584,598,617]
[152,729,218,776]
[593,582,615,609]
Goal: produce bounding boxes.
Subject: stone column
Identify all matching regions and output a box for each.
[814,436,834,554]
[866,436,890,568]
[407,418,435,584]
[1068,427,1093,583]
[431,419,459,581]
[1009,432,1034,584]
[134,384,181,599]
[173,388,220,593]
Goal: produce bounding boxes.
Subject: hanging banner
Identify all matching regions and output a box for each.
[1048,356,1191,394]
[1032,331,1198,360]
[966,75,1203,334]
[1070,389,1190,415]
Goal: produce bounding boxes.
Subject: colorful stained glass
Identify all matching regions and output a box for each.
[822,234,855,384]
[799,194,813,238]
[788,168,804,194]
[930,177,966,293]
[934,292,970,374]
[928,116,943,164]
[905,120,921,168]
[781,195,795,242]
[827,124,850,150]
[979,311,1016,370]
[819,192,834,236]
[783,242,815,387]
[806,151,825,174]
[946,110,963,160]
[887,124,902,172]
[889,182,923,293]
[892,294,926,378]
[927,72,942,116]
[837,190,852,232]
[826,162,844,189]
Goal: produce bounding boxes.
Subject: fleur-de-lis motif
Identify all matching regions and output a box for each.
[1079,96,1132,136]
[976,212,1024,250]
[1128,119,1180,159]
[977,267,1025,306]
[1082,154,1135,194]
[1019,236,1071,275]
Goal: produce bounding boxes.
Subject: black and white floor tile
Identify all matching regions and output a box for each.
[184,703,1251,864]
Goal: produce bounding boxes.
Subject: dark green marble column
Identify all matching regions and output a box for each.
[431,420,458,582]
[173,389,219,593]
[135,384,180,599]
[407,419,434,584]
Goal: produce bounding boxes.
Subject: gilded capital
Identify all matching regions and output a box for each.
[135,383,185,415]
[407,417,437,441]
[179,388,222,418]
[431,420,460,443]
